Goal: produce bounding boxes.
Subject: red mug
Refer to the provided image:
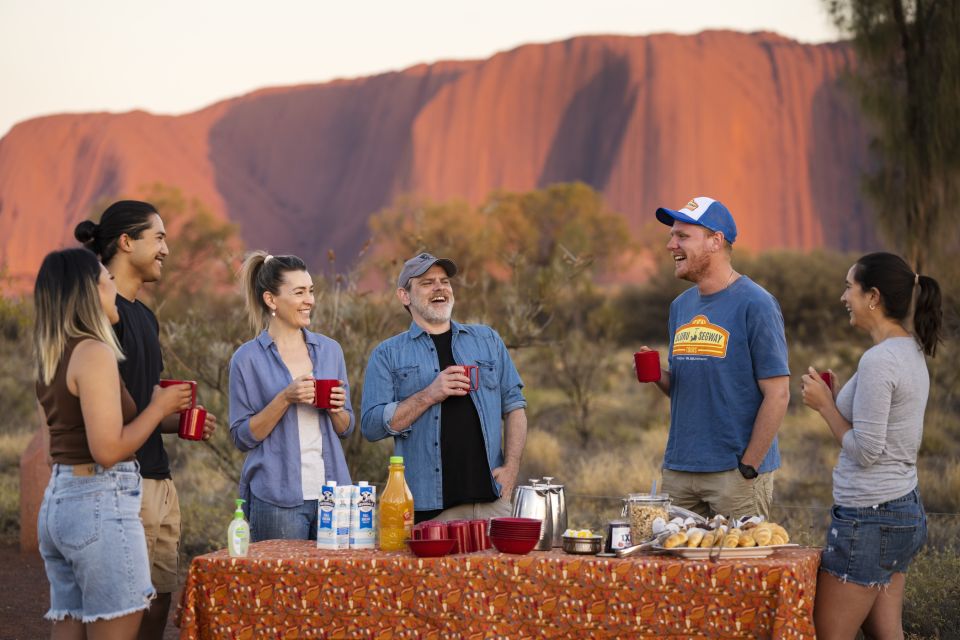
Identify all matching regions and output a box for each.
[469,519,489,551]
[159,379,197,407]
[634,351,662,383]
[447,521,472,553]
[460,365,480,391]
[420,522,448,541]
[314,379,339,409]
[178,406,207,441]
[819,371,834,391]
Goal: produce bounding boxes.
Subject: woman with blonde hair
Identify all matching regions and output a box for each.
[802,252,942,639]
[34,248,191,639]
[228,251,354,541]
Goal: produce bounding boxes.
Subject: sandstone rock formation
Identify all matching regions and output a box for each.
[0,31,874,291]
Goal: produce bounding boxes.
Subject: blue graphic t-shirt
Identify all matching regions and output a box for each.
[664,276,789,473]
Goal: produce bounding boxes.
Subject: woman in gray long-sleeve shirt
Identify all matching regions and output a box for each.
[801,252,942,640]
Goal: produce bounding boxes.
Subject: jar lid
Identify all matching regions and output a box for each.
[624,492,670,502]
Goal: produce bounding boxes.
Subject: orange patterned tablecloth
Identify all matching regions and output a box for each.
[178,540,820,639]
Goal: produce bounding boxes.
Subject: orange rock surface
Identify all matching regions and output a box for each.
[0,32,873,291]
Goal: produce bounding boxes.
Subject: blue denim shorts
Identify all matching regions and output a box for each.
[38,461,156,622]
[820,488,927,587]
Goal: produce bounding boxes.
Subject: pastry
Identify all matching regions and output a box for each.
[663,531,688,549]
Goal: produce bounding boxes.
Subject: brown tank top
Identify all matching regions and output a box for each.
[36,337,138,465]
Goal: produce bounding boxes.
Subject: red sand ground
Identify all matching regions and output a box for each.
[0,545,179,640]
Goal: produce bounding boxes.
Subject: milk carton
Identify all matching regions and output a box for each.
[317,480,351,550]
[349,481,377,549]
[335,484,352,548]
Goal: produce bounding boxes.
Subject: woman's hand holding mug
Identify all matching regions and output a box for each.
[284,374,316,406]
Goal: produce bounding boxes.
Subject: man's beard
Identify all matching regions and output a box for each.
[410,297,454,324]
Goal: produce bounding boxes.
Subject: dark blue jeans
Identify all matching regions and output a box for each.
[249,493,319,542]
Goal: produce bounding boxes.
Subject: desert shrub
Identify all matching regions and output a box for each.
[903,547,960,638]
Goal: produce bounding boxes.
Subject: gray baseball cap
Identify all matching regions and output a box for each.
[397,252,458,289]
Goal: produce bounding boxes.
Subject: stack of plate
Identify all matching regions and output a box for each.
[489,517,542,554]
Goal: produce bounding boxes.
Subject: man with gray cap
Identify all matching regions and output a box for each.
[636,197,789,519]
[361,252,528,522]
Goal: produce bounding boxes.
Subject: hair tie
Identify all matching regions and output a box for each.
[915,273,920,286]
[264,254,274,264]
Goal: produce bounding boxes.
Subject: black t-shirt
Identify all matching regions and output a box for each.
[114,295,169,479]
[430,330,496,511]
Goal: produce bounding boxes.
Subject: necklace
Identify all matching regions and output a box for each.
[700,269,739,296]
[722,269,739,290]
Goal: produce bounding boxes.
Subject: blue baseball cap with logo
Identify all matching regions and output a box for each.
[655,196,738,244]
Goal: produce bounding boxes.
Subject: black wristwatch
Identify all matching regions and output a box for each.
[737,459,759,480]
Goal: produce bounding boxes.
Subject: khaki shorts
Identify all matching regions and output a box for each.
[661,468,774,520]
[140,478,181,594]
[430,496,513,522]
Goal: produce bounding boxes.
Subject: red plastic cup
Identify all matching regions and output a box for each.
[634,351,662,383]
[447,521,472,553]
[159,379,197,407]
[178,407,207,441]
[420,522,448,541]
[314,379,339,409]
[469,519,489,551]
[820,371,834,391]
[460,365,480,391]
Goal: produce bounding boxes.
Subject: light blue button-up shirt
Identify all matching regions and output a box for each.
[361,320,526,510]
[229,329,354,508]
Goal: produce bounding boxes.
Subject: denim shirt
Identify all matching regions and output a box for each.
[361,320,526,510]
[229,329,354,508]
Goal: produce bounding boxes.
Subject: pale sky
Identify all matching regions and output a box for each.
[0,0,840,138]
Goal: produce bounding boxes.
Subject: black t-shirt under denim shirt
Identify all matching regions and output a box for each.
[114,295,169,480]
[430,330,496,511]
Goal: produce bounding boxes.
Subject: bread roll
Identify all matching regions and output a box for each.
[770,533,788,546]
[738,532,757,547]
[722,528,742,548]
[699,531,717,548]
[770,524,790,543]
[753,527,773,546]
[663,531,688,549]
[686,529,705,548]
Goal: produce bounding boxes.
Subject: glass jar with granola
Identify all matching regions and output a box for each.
[623,493,670,543]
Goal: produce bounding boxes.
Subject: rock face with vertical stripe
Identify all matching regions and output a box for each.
[0,31,873,289]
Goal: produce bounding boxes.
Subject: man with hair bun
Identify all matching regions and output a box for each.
[75,200,218,640]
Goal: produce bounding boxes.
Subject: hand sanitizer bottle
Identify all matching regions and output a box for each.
[228,498,249,557]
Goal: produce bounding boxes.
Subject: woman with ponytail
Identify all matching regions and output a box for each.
[228,251,354,541]
[33,248,191,638]
[801,252,943,639]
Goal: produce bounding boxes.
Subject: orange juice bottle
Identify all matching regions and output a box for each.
[378,456,414,551]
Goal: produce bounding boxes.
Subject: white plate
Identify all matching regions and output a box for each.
[654,543,798,559]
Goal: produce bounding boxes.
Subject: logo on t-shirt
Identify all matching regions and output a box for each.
[673,315,729,358]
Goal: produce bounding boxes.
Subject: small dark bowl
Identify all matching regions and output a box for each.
[407,538,456,557]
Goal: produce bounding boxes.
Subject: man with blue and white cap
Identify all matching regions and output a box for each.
[361,252,528,523]
[637,197,790,519]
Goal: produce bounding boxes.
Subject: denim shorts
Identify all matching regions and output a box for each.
[38,461,155,622]
[820,487,927,587]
